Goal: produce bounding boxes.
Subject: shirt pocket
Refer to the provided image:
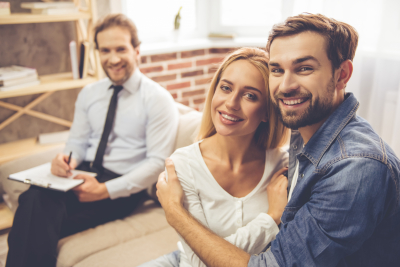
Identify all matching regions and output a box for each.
[281,206,301,224]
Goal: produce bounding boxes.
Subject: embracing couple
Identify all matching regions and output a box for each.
[143,13,400,267]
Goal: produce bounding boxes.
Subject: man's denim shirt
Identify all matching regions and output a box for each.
[249,93,400,267]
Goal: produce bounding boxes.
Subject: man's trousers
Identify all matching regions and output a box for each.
[6,162,146,267]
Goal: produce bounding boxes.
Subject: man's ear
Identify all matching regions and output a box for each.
[335,60,353,91]
[135,45,141,63]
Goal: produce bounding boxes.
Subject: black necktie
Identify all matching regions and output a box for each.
[92,85,123,173]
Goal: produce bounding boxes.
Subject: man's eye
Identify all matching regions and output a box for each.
[299,67,313,72]
[117,48,126,52]
[271,68,283,73]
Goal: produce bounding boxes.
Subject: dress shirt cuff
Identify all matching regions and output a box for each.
[105,177,130,200]
[248,249,280,267]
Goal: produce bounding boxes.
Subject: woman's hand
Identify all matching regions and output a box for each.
[267,167,289,226]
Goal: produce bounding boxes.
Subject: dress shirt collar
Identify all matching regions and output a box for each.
[109,68,142,94]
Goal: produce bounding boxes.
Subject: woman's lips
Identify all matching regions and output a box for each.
[218,111,244,125]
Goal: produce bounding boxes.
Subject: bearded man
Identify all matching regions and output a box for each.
[156,13,400,267]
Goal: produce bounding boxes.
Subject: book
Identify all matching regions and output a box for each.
[0,73,38,87]
[79,41,90,78]
[0,2,10,16]
[70,41,79,80]
[0,80,40,91]
[21,2,75,9]
[0,65,38,82]
[8,162,96,192]
[30,7,78,15]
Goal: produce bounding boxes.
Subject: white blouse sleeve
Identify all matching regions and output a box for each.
[170,150,210,267]
[224,213,279,254]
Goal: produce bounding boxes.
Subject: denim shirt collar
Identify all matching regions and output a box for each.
[299,93,359,167]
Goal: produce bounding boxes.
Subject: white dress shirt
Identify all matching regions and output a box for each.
[170,142,289,267]
[64,69,179,199]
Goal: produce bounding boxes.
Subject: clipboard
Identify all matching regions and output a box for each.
[8,162,97,192]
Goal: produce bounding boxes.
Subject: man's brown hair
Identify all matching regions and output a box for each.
[266,13,359,69]
[94,14,141,49]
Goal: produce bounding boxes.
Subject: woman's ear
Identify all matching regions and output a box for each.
[335,60,353,91]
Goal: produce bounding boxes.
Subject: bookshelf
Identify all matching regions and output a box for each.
[0,12,91,24]
[0,0,100,166]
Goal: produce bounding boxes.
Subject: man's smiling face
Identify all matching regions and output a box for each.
[97,26,139,85]
[268,31,340,129]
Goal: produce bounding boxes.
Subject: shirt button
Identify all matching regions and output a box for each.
[301,174,304,178]
[237,219,241,224]
[293,145,297,150]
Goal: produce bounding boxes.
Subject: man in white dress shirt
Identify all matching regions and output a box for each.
[6,14,179,267]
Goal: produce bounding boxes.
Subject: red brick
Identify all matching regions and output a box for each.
[182,89,205,98]
[196,57,224,66]
[140,65,163,74]
[170,93,178,99]
[208,67,218,74]
[167,81,191,90]
[179,100,190,106]
[151,53,177,62]
[209,48,235,54]
[151,74,177,82]
[168,62,192,70]
[195,77,212,86]
[193,97,206,104]
[181,49,206,58]
[141,56,148,64]
[181,69,204,78]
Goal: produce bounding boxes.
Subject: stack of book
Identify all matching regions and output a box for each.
[21,1,78,15]
[0,2,10,16]
[0,66,40,92]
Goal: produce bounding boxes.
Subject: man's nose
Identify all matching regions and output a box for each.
[225,92,240,111]
[109,52,121,65]
[279,72,299,94]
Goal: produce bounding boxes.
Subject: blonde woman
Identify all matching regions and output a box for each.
[141,47,290,267]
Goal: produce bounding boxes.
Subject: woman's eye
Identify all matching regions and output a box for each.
[220,85,230,92]
[245,93,257,100]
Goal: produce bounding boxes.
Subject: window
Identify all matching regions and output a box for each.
[123,0,198,42]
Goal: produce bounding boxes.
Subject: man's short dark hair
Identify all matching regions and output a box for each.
[266,13,359,69]
[94,14,141,49]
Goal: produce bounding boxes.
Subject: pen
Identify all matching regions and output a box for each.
[67,151,72,174]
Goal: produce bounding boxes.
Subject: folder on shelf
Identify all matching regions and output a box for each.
[8,162,96,192]
[79,41,90,79]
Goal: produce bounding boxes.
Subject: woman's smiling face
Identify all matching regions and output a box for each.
[211,59,268,138]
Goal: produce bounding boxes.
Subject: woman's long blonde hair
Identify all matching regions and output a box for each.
[197,47,289,149]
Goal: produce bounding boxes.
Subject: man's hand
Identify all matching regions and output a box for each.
[51,153,78,177]
[156,158,185,226]
[267,167,289,225]
[72,174,110,202]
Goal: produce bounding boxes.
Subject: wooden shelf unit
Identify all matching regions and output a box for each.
[0,12,91,25]
[0,0,100,165]
[0,73,97,99]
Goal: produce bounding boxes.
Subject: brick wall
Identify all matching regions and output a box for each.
[140,47,236,111]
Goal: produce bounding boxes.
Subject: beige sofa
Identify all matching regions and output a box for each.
[0,103,202,267]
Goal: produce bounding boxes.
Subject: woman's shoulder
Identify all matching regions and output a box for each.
[171,142,200,160]
[265,146,289,167]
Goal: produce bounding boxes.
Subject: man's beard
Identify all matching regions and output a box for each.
[103,64,133,85]
[273,78,336,130]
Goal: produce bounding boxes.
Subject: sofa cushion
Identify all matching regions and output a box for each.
[56,200,172,267]
[74,227,179,267]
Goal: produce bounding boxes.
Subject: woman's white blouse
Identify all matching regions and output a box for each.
[170,142,289,267]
